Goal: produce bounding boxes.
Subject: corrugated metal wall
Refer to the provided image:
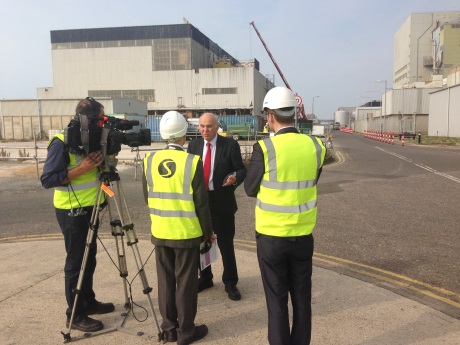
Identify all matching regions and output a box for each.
[428,85,460,137]
[0,98,145,139]
[146,116,163,142]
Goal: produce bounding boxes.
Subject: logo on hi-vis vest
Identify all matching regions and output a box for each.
[158,159,176,178]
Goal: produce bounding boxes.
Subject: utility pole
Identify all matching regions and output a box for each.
[375,80,387,132]
[312,95,319,118]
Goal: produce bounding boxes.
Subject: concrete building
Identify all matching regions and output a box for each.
[0,98,147,140]
[352,102,382,133]
[428,68,460,137]
[393,12,460,89]
[0,23,274,140]
[357,12,460,136]
[39,24,273,118]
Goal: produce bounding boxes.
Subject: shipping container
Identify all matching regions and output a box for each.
[146,114,264,142]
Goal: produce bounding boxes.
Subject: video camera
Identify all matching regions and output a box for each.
[64,114,151,156]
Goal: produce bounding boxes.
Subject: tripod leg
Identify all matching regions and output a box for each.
[127,235,161,336]
[107,203,130,309]
[64,184,104,339]
[111,180,161,337]
[134,147,141,181]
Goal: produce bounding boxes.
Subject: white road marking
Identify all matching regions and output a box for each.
[375,147,460,184]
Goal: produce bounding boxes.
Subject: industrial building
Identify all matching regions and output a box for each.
[0,98,147,140]
[2,15,460,140]
[0,23,274,140]
[42,23,273,118]
[393,12,460,89]
[348,12,460,136]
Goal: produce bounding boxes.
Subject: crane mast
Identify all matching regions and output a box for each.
[249,21,292,90]
[250,21,307,120]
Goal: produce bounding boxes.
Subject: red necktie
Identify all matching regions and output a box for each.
[203,142,211,190]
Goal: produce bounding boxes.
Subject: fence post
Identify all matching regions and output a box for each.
[34,133,40,180]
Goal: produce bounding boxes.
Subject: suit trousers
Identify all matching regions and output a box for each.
[55,206,97,322]
[257,233,314,345]
[155,245,199,343]
[200,191,238,286]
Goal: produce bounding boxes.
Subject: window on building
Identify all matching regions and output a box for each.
[88,89,155,102]
[202,88,237,95]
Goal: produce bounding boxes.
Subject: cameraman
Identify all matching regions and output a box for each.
[41,98,114,333]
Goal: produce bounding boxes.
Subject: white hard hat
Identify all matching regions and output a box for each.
[263,86,297,116]
[160,111,188,140]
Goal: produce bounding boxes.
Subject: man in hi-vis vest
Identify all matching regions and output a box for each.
[143,111,212,345]
[244,87,326,345]
[41,98,115,333]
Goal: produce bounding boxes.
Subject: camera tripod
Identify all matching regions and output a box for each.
[62,168,161,343]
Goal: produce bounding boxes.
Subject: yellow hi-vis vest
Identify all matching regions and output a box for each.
[144,149,203,240]
[50,134,103,209]
[256,133,326,237]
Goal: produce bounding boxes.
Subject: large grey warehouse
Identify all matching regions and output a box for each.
[0,23,274,140]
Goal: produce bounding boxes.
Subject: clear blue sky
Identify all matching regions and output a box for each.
[1,0,459,119]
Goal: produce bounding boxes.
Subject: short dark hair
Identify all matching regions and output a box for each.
[272,112,295,124]
[74,97,103,121]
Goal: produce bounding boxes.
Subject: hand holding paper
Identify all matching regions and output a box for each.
[200,237,219,270]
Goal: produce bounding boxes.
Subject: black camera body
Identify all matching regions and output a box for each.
[64,115,151,156]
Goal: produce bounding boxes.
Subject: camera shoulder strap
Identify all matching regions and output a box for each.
[100,126,110,159]
[79,114,90,155]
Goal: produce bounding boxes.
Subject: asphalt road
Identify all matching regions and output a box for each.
[1,133,459,319]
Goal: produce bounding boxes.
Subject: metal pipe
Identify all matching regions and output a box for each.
[416,13,434,84]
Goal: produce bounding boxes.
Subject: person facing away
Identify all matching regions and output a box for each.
[187,112,247,301]
[40,97,115,333]
[143,111,213,345]
[244,86,326,345]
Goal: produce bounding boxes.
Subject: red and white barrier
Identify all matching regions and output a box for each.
[340,127,354,134]
[363,130,396,145]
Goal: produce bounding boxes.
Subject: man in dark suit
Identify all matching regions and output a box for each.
[187,113,247,301]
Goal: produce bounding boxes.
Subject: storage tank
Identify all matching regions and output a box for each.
[334,111,349,127]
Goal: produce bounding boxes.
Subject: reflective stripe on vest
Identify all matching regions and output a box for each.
[255,133,325,237]
[50,134,103,209]
[144,149,202,240]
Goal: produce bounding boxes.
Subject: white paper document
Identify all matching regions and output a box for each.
[200,238,219,270]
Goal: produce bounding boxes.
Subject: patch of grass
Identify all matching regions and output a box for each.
[417,136,460,146]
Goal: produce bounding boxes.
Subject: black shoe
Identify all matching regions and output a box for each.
[178,325,208,345]
[66,316,103,332]
[198,278,213,293]
[87,301,115,315]
[225,284,241,301]
[160,328,177,343]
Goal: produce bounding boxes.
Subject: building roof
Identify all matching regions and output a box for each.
[50,23,238,64]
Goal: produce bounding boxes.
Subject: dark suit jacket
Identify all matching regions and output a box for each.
[187,135,246,216]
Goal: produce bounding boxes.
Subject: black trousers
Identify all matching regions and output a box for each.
[56,206,98,322]
[155,245,199,344]
[257,233,314,345]
[200,192,238,286]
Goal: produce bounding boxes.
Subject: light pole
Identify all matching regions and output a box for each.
[312,95,319,118]
[375,80,387,131]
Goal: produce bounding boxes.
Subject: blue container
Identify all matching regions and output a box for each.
[217,115,264,132]
[146,116,163,142]
[147,114,265,142]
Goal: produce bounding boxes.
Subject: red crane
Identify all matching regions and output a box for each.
[249,21,307,119]
[249,21,291,90]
